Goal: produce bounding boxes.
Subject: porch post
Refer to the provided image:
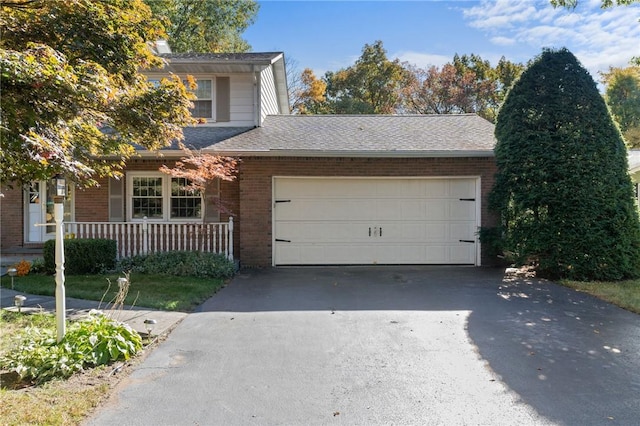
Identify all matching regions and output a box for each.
[54,196,66,343]
[227,217,234,262]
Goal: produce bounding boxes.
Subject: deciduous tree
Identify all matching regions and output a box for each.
[551,0,638,7]
[290,68,328,114]
[490,48,640,280]
[402,54,523,122]
[602,66,640,147]
[144,0,258,53]
[401,63,495,117]
[159,151,239,218]
[324,41,407,114]
[0,0,195,186]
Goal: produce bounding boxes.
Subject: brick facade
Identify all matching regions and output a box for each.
[0,184,27,250]
[1,156,499,267]
[236,156,498,267]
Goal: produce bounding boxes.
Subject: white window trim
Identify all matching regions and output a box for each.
[186,76,218,122]
[146,75,220,122]
[126,172,203,222]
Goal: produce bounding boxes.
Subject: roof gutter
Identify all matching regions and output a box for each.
[200,149,496,158]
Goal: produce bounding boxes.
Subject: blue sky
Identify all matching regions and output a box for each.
[243,0,640,81]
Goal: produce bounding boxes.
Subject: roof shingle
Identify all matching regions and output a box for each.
[204,114,496,157]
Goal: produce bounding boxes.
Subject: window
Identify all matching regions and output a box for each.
[187,79,213,119]
[170,178,202,218]
[128,173,202,221]
[131,177,163,219]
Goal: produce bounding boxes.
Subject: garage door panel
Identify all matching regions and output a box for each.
[277,222,372,242]
[276,199,379,221]
[449,179,476,198]
[273,177,479,265]
[449,223,477,241]
[449,201,476,220]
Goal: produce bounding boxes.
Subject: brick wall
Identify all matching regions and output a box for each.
[1,184,26,250]
[1,156,499,266]
[237,156,499,267]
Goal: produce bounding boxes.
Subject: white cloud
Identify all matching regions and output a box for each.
[491,36,516,46]
[394,51,451,68]
[461,0,640,76]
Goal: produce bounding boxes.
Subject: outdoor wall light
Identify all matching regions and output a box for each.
[144,319,157,338]
[7,267,17,289]
[53,174,67,198]
[14,295,26,313]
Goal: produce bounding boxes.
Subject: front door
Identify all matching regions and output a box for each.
[25,181,74,243]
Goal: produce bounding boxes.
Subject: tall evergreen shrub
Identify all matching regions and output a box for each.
[490,48,640,280]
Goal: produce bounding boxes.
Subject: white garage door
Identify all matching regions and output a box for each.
[273,177,480,265]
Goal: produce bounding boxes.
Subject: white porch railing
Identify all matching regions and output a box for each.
[63,217,233,261]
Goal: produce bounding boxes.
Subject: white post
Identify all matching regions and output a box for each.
[228,217,234,262]
[54,196,66,342]
[142,216,149,255]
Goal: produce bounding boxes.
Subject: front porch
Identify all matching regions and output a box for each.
[1,218,234,272]
[63,218,234,260]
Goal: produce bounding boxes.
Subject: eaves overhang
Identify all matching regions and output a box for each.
[199,149,496,158]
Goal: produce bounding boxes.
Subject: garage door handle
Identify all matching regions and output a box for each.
[459,198,475,201]
[459,239,475,243]
[276,238,291,243]
[379,227,382,236]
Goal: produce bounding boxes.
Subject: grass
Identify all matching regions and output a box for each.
[0,311,122,425]
[0,272,226,312]
[0,267,224,425]
[560,278,640,315]
[0,264,230,425]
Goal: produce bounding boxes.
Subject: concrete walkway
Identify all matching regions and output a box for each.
[86,266,640,425]
[0,287,187,337]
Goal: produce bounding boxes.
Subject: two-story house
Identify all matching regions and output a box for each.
[0,52,289,263]
[2,51,502,268]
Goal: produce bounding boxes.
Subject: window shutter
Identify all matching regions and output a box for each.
[204,180,221,222]
[216,77,230,122]
[109,177,125,222]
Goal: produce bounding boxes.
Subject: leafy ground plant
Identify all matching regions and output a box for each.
[1,312,142,384]
[0,310,149,425]
[116,251,235,278]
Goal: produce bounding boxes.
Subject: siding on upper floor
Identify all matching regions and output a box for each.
[144,72,258,127]
[229,74,255,126]
[260,66,280,124]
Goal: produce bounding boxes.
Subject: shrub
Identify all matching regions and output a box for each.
[491,48,640,280]
[29,257,46,274]
[44,239,117,275]
[13,259,31,276]
[117,251,235,278]
[0,312,142,384]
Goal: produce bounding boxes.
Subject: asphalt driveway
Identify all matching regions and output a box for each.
[87,266,640,426]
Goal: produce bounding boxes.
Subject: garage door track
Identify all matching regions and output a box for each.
[87,266,640,425]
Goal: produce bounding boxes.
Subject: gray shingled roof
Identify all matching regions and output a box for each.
[204,114,496,157]
[133,126,253,152]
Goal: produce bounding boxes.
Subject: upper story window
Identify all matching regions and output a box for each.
[128,172,202,221]
[146,76,230,123]
[189,79,213,119]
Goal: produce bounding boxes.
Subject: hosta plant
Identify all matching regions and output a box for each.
[1,311,142,384]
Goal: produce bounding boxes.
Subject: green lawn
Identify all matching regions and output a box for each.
[560,279,640,315]
[0,273,226,312]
